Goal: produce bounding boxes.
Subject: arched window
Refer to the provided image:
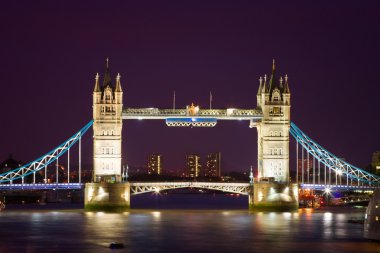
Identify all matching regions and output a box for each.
[272,90,280,102]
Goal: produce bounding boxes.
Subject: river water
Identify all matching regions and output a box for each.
[0,194,379,253]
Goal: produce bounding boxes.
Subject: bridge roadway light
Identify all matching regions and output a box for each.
[324,188,331,194]
[226,108,236,116]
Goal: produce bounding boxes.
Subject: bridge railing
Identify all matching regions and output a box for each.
[291,122,380,187]
[0,121,93,184]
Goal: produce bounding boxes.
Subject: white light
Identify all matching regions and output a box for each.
[155,188,160,193]
[258,191,263,201]
[226,108,236,115]
[324,188,331,194]
[138,117,143,120]
[191,118,196,122]
[152,211,161,219]
[336,170,342,176]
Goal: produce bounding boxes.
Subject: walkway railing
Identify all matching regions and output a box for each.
[122,107,262,120]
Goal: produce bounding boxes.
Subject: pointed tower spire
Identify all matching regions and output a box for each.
[94,73,100,92]
[279,76,283,89]
[262,74,267,93]
[103,57,112,87]
[257,76,263,96]
[115,73,122,92]
[284,74,290,93]
[268,59,277,92]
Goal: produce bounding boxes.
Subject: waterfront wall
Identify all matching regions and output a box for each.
[85,182,130,211]
[249,182,298,211]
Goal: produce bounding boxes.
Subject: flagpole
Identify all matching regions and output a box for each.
[209,91,212,109]
[173,90,176,112]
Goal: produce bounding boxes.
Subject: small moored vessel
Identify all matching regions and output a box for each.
[109,242,124,249]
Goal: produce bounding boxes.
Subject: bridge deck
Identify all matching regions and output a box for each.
[0,182,376,192]
[130,182,251,195]
[122,108,263,120]
[300,183,378,191]
[0,183,84,190]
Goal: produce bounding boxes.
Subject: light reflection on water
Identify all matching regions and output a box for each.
[0,208,379,253]
[0,194,379,253]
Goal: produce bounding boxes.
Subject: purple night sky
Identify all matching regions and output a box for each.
[0,1,379,174]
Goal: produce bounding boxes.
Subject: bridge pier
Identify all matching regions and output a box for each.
[84,182,130,211]
[249,180,298,211]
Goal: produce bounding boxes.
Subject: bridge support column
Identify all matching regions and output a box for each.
[249,180,298,211]
[85,182,130,211]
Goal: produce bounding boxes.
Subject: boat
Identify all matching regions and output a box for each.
[347,217,364,224]
[364,189,380,240]
[109,242,124,249]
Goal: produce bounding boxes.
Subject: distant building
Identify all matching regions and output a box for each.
[0,154,22,174]
[372,151,380,173]
[148,153,163,175]
[205,152,221,177]
[186,154,201,177]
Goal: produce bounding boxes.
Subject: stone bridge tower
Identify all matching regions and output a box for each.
[92,59,123,183]
[251,60,298,210]
[85,60,130,211]
[256,60,291,183]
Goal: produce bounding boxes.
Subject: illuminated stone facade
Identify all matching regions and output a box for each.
[249,61,298,211]
[256,60,291,183]
[92,61,123,182]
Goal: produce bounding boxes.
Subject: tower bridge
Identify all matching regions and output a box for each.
[1,59,379,211]
[87,59,296,211]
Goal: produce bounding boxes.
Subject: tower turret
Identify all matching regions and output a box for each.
[93,73,101,114]
[257,76,263,107]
